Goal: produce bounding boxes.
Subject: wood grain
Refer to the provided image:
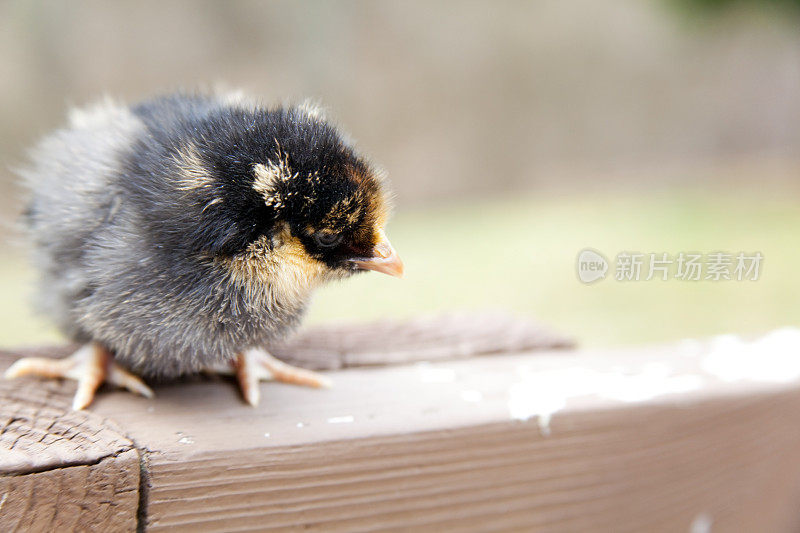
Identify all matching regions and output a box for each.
[2,312,574,372]
[119,345,800,533]
[139,393,800,532]
[0,378,133,474]
[0,449,140,532]
[269,311,575,369]
[2,320,800,532]
[0,374,140,531]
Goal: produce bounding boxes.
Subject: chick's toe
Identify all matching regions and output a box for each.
[234,348,333,407]
[4,342,154,410]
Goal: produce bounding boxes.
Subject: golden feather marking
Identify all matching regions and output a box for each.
[173,145,215,192]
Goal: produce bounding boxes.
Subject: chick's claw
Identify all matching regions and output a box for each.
[235,348,332,407]
[4,342,154,410]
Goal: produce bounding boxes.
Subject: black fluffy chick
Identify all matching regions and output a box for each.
[6,92,402,409]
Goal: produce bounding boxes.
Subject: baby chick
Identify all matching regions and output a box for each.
[6,92,402,409]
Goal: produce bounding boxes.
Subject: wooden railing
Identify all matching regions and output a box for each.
[2,315,800,532]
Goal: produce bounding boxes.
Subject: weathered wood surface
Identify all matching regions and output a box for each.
[0,450,140,532]
[0,312,572,531]
[0,379,140,531]
[2,318,800,532]
[3,312,574,373]
[271,311,574,369]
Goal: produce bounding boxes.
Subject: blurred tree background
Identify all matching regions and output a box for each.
[672,0,800,16]
[1,0,798,347]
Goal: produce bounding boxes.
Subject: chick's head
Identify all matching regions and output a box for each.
[171,104,402,288]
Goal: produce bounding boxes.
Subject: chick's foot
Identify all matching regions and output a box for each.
[4,342,154,410]
[234,348,333,407]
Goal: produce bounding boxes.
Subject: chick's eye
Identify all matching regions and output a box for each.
[313,232,343,249]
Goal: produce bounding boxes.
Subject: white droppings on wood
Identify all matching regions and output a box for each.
[327,415,355,424]
[602,363,704,403]
[178,436,194,445]
[702,328,800,383]
[507,364,704,435]
[460,390,484,403]
[508,380,564,436]
[505,328,800,436]
[416,362,457,383]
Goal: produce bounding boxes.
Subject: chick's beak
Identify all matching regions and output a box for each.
[350,229,404,278]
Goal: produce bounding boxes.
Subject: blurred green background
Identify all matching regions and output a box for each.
[1,0,799,348]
